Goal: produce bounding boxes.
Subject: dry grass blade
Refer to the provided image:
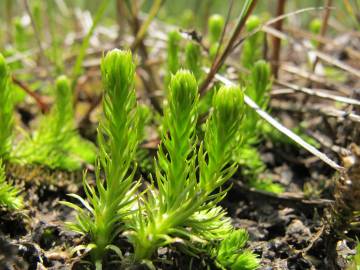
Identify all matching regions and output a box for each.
[275,80,360,106]
[131,0,165,50]
[271,100,360,123]
[280,64,351,95]
[209,70,344,172]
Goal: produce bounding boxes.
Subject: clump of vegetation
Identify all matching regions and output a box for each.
[236,60,284,193]
[65,49,258,269]
[0,159,23,210]
[64,50,141,266]
[14,75,96,170]
[213,229,259,270]
[0,49,95,171]
[0,53,13,160]
[127,71,257,266]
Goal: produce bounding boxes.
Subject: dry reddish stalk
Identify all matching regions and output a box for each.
[270,0,286,78]
[12,76,49,113]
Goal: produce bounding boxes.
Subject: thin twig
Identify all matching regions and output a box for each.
[12,76,49,113]
[270,100,360,123]
[209,70,344,172]
[275,80,360,106]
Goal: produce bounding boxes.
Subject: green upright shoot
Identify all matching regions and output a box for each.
[64,50,141,267]
[0,53,13,160]
[0,159,23,210]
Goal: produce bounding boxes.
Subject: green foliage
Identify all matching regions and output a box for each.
[348,240,360,270]
[208,14,225,45]
[13,18,27,51]
[309,18,321,47]
[136,104,154,173]
[241,15,263,69]
[208,14,224,61]
[185,41,202,81]
[0,159,23,210]
[238,60,271,149]
[214,229,259,270]
[309,18,322,34]
[167,30,182,74]
[63,50,141,266]
[14,75,96,170]
[165,30,182,88]
[31,0,42,40]
[235,60,283,193]
[0,53,13,159]
[127,72,248,262]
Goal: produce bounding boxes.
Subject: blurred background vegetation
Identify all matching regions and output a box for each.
[1,0,359,50]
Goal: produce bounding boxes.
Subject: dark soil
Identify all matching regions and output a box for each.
[0,149,356,270]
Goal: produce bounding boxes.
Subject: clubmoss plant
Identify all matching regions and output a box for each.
[309,18,322,47]
[166,30,182,86]
[0,53,13,160]
[208,14,224,45]
[0,159,23,210]
[126,71,257,267]
[235,60,284,193]
[64,50,141,267]
[241,15,263,69]
[13,18,27,52]
[14,75,96,170]
[208,14,224,60]
[185,41,202,81]
[214,229,259,270]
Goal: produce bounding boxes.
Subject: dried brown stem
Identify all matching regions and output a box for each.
[270,0,286,78]
[116,0,127,41]
[12,76,49,113]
